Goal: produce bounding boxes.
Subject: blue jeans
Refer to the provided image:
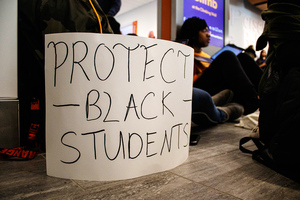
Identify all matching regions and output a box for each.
[192,88,226,126]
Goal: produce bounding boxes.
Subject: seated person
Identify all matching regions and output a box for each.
[256,50,267,70]
[178,17,263,115]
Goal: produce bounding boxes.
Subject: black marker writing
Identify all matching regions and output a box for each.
[86,89,101,121]
[113,43,140,82]
[61,131,81,164]
[177,50,190,79]
[160,48,175,84]
[124,94,140,121]
[71,41,90,84]
[94,43,115,81]
[104,131,125,160]
[81,129,105,160]
[162,91,174,117]
[140,44,157,81]
[47,41,68,87]
[59,122,190,164]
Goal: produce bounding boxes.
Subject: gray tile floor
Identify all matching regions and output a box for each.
[1,123,300,199]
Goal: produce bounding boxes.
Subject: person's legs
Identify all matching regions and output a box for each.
[192,88,226,126]
[194,51,259,114]
[192,88,244,126]
[194,51,253,94]
[237,53,263,91]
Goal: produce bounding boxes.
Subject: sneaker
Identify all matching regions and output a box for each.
[218,103,244,122]
[212,89,234,106]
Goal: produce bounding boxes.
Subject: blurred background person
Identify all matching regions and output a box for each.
[244,45,257,59]
[256,49,267,70]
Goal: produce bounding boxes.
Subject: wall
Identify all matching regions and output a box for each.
[115,1,157,38]
[0,0,19,148]
[0,0,18,98]
[115,0,266,55]
[228,0,265,50]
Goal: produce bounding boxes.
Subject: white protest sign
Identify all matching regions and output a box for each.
[45,33,194,181]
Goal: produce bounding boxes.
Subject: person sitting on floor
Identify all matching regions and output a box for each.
[177,17,263,115]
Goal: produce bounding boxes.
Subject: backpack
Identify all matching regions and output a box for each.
[240,66,300,182]
[240,0,300,182]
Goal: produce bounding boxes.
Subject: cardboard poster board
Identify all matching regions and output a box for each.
[45,33,194,181]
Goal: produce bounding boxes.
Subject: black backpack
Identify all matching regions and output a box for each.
[240,66,300,182]
[240,0,300,181]
[1,0,112,158]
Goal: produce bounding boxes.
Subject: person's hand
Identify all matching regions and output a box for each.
[259,62,266,68]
